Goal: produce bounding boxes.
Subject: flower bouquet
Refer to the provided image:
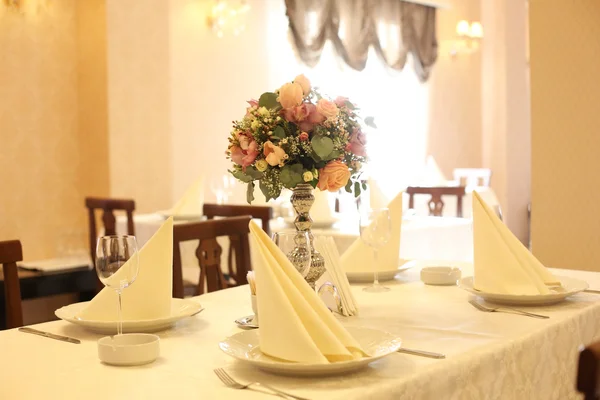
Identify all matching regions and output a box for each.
[226,75,374,288]
[226,74,374,204]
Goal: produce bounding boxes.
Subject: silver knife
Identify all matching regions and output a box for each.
[397,347,446,359]
[18,327,81,344]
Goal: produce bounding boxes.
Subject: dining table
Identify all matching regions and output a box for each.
[1,262,599,399]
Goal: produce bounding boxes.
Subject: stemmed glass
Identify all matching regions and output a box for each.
[95,235,140,335]
[273,231,312,278]
[210,174,237,204]
[360,208,391,293]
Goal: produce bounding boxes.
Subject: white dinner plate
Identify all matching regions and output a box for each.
[346,260,415,283]
[459,275,588,306]
[55,298,204,334]
[219,326,402,377]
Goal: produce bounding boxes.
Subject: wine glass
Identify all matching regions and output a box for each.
[210,174,237,204]
[95,235,140,335]
[273,231,312,278]
[359,208,392,292]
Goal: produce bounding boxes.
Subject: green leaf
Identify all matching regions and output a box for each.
[354,181,361,198]
[344,180,353,193]
[364,116,377,129]
[246,182,255,204]
[245,166,263,180]
[280,164,304,189]
[324,150,342,161]
[258,92,280,110]
[259,180,272,202]
[272,126,286,139]
[311,136,334,159]
[361,181,367,190]
[229,169,253,183]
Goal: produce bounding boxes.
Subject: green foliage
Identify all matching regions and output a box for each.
[280,164,304,189]
[246,182,255,204]
[258,92,280,110]
[272,126,286,139]
[354,181,361,198]
[311,136,334,159]
[259,180,281,202]
[230,169,253,183]
[364,116,377,129]
[245,166,263,180]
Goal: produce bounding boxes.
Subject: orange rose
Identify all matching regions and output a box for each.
[263,140,286,166]
[277,82,304,109]
[317,161,351,192]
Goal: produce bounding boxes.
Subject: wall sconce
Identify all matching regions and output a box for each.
[206,0,250,38]
[450,20,483,57]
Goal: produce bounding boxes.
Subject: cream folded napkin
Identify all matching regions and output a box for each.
[170,177,204,216]
[369,179,390,210]
[340,192,403,273]
[473,191,560,295]
[315,236,358,317]
[78,217,174,320]
[249,221,367,364]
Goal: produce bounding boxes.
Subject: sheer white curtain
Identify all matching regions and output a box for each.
[267,0,429,200]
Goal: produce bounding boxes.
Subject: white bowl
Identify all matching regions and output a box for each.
[420,266,461,286]
[98,334,160,366]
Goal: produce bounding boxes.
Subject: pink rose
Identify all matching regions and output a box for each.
[334,96,350,108]
[282,103,323,132]
[347,127,367,157]
[317,161,351,192]
[277,82,304,109]
[316,98,339,119]
[306,103,326,124]
[231,133,259,168]
[263,141,286,166]
[293,74,311,95]
[282,103,311,123]
[299,131,309,141]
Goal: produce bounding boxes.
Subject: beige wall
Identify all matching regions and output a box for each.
[427,0,482,175]
[530,0,600,270]
[0,1,84,260]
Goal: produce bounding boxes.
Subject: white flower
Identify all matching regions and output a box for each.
[256,159,268,172]
[251,120,261,130]
[303,171,314,182]
[258,107,269,116]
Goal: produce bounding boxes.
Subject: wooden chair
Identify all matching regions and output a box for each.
[577,342,600,400]
[0,240,24,329]
[203,203,273,237]
[453,168,492,187]
[85,197,135,290]
[406,186,466,217]
[172,216,252,298]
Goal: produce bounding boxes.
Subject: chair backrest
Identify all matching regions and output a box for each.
[406,186,467,217]
[172,216,252,298]
[577,342,600,400]
[0,240,24,329]
[453,168,492,187]
[85,197,136,262]
[203,203,273,237]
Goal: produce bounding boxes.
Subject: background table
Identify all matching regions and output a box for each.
[1,263,599,399]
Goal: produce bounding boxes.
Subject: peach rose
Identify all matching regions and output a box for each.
[229,141,258,168]
[263,141,286,166]
[306,103,326,124]
[316,98,339,119]
[277,82,303,109]
[293,74,311,96]
[317,160,351,192]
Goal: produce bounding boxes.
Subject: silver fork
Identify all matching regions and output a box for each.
[214,368,309,400]
[468,299,549,319]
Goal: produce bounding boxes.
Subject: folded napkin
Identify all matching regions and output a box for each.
[420,155,448,186]
[369,179,390,210]
[170,177,204,216]
[248,221,367,364]
[473,191,560,295]
[78,217,174,320]
[314,236,358,316]
[340,192,403,273]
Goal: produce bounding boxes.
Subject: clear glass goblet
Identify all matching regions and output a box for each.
[359,208,392,293]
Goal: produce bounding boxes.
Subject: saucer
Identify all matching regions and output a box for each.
[420,266,461,286]
[235,315,258,330]
[98,334,160,366]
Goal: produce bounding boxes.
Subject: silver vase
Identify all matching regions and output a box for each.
[290,184,326,290]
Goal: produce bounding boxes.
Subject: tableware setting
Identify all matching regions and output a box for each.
[18,327,81,344]
[234,272,260,330]
[420,266,462,286]
[460,191,588,306]
[220,221,403,377]
[97,333,160,366]
[55,218,204,334]
[468,299,549,319]
[341,192,403,286]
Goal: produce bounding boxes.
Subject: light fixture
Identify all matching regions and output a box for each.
[450,20,484,57]
[207,0,250,38]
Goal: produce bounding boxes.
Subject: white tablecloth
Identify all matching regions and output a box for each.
[117,214,474,284]
[1,263,599,399]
